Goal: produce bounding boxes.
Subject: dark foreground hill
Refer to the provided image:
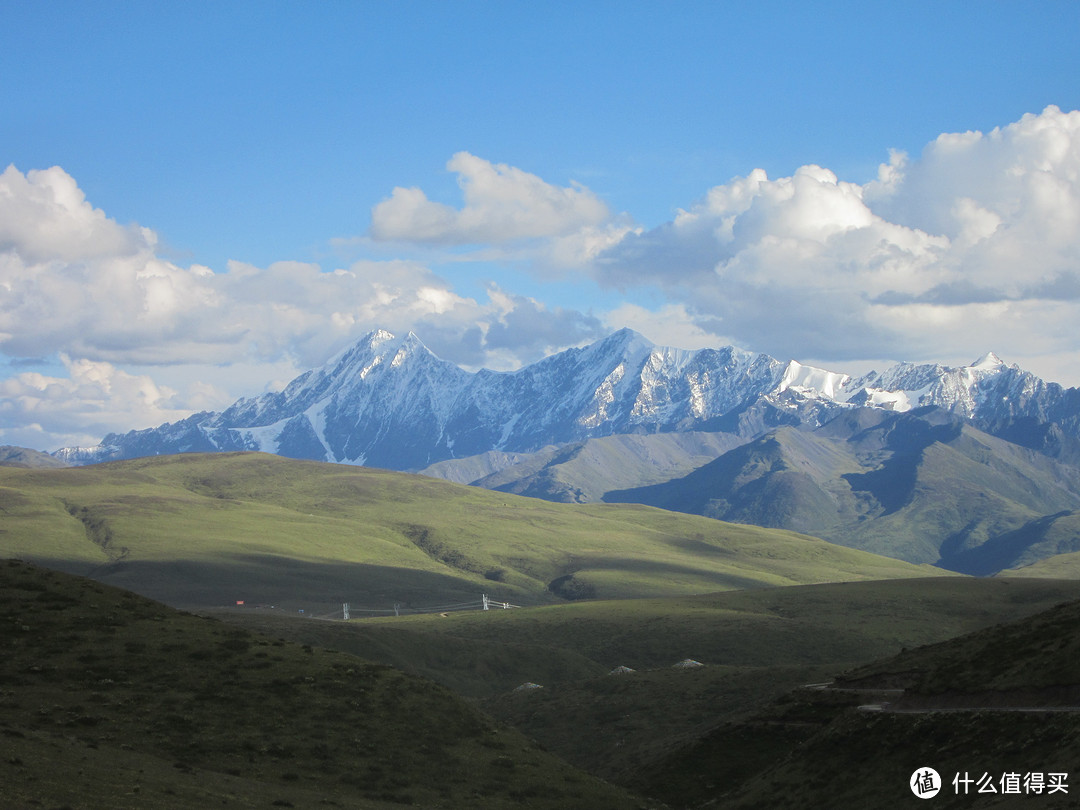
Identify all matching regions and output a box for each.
[644,591,1080,809]
[0,559,644,809]
[218,576,1080,808]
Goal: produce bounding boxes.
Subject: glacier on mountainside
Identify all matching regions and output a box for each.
[53,329,1080,471]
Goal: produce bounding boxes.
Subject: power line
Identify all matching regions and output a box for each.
[323,594,523,620]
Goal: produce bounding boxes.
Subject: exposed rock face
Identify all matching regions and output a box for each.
[55,328,1080,471]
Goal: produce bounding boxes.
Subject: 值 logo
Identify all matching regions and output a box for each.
[911,767,941,798]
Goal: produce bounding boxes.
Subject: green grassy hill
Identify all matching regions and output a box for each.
[964,510,1080,576]
[606,416,1080,572]
[0,559,643,809]
[426,431,748,503]
[0,451,943,611]
[1002,546,1080,578]
[216,576,1080,807]
[837,591,1080,701]
[695,594,1080,809]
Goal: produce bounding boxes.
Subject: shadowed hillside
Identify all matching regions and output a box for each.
[0,559,644,809]
[218,576,1080,806]
[605,411,1080,572]
[633,589,1080,809]
[0,445,70,469]
[425,432,749,503]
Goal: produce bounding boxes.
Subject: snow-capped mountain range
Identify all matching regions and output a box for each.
[55,328,1080,469]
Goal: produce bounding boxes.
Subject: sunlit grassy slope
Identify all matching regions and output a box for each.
[1003,549,1080,578]
[0,452,945,609]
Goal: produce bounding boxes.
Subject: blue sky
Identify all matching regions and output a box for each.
[3,1,1080,450]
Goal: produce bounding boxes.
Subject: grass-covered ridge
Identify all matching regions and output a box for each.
[219,576,1080,807]
[701,592,1080,809]
[0,452,944,610]
[0,559,643,809]
[605,417,1080,572]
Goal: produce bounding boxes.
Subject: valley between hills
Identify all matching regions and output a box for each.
[3,450,1080,807]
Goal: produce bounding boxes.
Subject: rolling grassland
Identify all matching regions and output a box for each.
[222,577,1080,806]
[0,452,942,611]
[7,451,1080,806]
[0,559,646,809]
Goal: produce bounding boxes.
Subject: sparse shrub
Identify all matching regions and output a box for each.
[217,637,250,654]
[265,742,294,758]
[547,574,596,601]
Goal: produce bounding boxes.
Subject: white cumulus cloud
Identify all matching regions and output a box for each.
[369,151,610,244]
[0,164,148,263]
[0,163,610,448]
[594,105,1080,375]
[0,355,195,449]
[6,106,1080,450]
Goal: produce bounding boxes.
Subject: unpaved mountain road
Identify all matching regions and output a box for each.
[800,683,1080,714]
[859,703,1080,713]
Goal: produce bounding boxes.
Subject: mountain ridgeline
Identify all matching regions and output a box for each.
[56,328,1080,469]
[52,328,1080,574]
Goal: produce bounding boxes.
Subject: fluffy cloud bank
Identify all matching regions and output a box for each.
[0,163,605,448]
[4,106,1080,451]
[370,151,611,245]
[595,105,1080,369]
[0,355,199,450]
[0,164,604,369]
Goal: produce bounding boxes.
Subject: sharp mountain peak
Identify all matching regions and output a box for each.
[54,329,1076,472]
